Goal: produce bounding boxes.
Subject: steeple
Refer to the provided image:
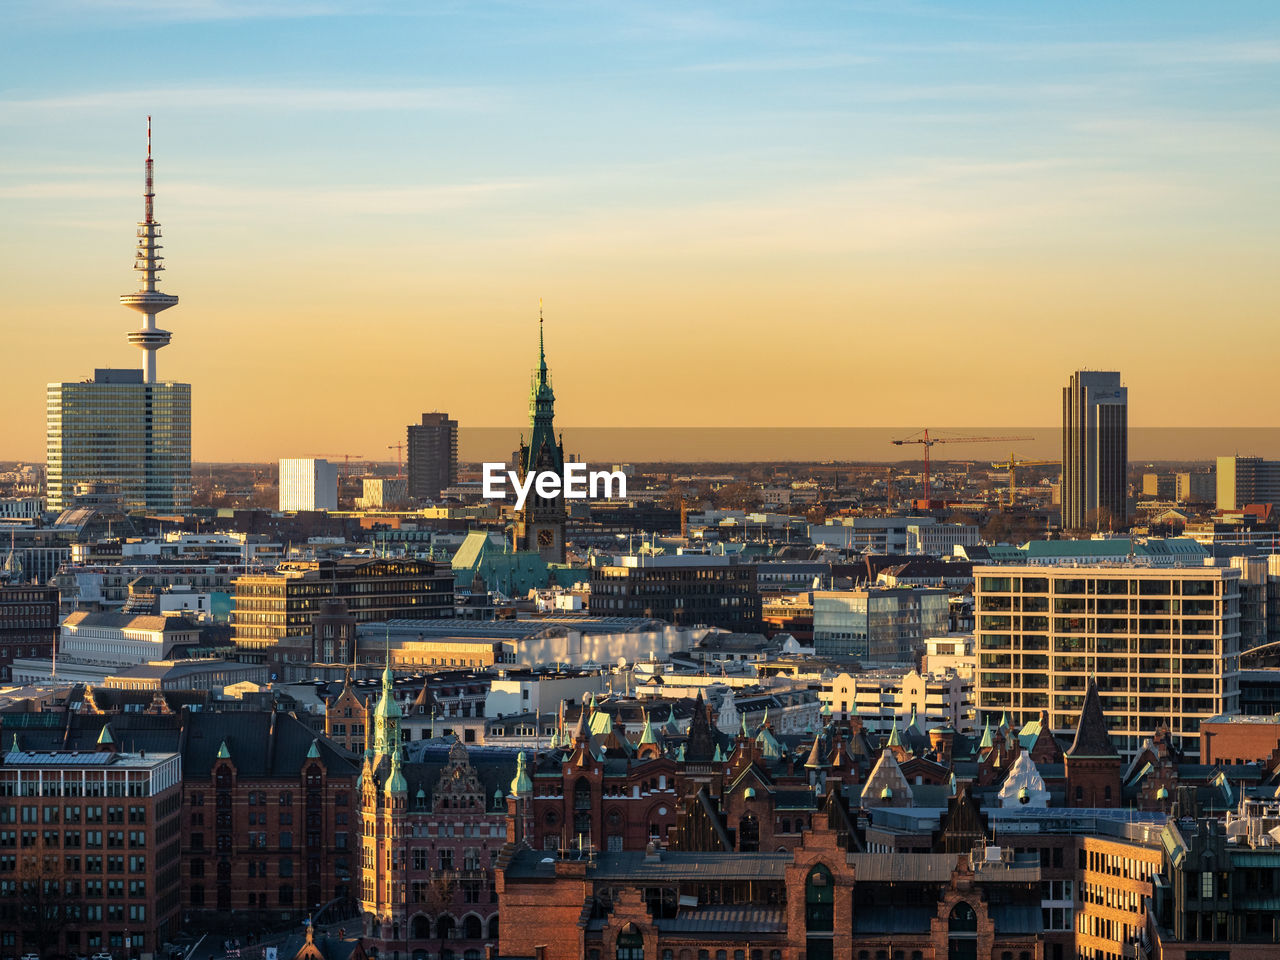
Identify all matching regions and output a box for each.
[509,750,532,797]
[517,301,567,562]
[384,744,407,797]
[373,638,402,759]
[1066,677,1119,759]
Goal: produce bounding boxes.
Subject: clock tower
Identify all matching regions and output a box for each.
[515,308,567,563]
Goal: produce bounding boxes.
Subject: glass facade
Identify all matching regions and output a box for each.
[46,371,191,513]
[813,588,950,661]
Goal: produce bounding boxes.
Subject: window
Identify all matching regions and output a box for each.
[805,864,834,932]
[617,924,645,960]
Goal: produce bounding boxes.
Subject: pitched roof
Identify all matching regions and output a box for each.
[1066,677,1119,759]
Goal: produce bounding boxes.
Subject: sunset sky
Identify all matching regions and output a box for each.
[3,1,1279,462]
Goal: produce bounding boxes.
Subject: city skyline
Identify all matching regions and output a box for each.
[3,1,1280,463]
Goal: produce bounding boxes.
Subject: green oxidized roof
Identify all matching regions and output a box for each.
[978,719,993,750]
[639,711,657,746]
[216,739,231,760]
[885,719,903,748]
[385,748,407,796]
[97,724,114,745]
[510,750,533,796]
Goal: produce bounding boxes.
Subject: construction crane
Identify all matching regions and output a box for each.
[387,442,406,479]
[991,455,1060,508]
[891,429,1034,506]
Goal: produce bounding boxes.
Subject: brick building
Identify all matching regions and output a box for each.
[0,740,183,958]
[356,659,516,959]
[0,580,59,682]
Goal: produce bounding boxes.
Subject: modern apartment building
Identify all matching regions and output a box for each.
[406,412,458,502]
[278,458,338,512]
[1061,370,1128,530]
[46,369,191,513]
[974,564,1241,760]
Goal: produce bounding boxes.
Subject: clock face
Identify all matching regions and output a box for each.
[538,529,554,547]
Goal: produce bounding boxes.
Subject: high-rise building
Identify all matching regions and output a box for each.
[973,564,1240,760]
[278,458,338,511]
[515,313,567,563]
[1216,455,1280,510]
[406,412,457,502]
[1061,370,1128,529]
[45,120,191,514]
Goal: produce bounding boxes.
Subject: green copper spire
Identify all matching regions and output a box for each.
[978,718,993,750]
[97,724,114,746]
[665,707,679,735]
[712,743,724,763]
[384,746,407,796]
[373,638,402,758]
[639,710,657,746]
[739,714,750,739]
[885,718,903,748]
[676,743,686,761]
[9,734,18,754]
[510,750,532,797]
[216,739,231,760]
[306,739,321,759]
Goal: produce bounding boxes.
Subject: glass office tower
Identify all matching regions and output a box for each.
[46,368,191,512]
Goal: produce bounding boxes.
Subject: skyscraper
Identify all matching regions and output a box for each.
[515,311,566,563]
[1061,370,1128,529]
[46,120,191,514]
[406,411,457,502]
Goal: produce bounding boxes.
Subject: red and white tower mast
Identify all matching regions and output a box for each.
[120,116,179,383]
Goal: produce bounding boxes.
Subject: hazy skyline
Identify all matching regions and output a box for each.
[3,1,1279,461]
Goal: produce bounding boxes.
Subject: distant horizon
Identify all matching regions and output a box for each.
[6,426,1268,468]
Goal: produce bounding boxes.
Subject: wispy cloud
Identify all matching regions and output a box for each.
[0,84,499,119]
[9,0,354,23]
[675,52,876,74]
[0,177,534,215]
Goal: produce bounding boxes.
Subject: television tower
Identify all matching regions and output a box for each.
[120,116,179,383]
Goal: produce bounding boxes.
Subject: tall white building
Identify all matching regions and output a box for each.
[279,458,338,511]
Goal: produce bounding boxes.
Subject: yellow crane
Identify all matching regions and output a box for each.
[991,454,1060,507]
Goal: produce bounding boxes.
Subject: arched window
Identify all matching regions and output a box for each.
[436,915,456,940]
[805,864,834,931]
[738,814,760,853]
[462,915,482,939]
[948,902,978,960]
[411,915,430,939]
[617,922,645,960]
[488,916,499,939]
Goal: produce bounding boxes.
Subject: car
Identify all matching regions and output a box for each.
[20,953,40,960]
[91,953,114,960]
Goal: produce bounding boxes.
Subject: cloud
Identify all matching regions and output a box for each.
[0,84,497,119]
[9,0,353,23]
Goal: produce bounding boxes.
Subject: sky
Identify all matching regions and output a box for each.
[3,1,1279,462]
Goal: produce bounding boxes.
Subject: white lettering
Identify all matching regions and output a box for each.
[511,470,537,511]
[590,469,627,500]
[563,462,588,499]
[534,470,561,500]
[482,462,507,500]
[482,463,626,504]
